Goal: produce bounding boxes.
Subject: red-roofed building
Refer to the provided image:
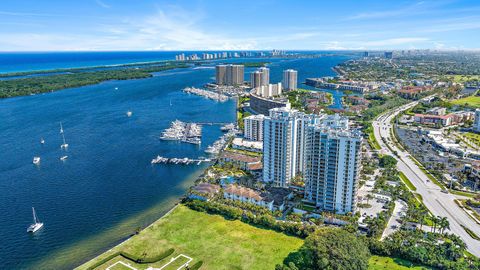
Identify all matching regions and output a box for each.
[398,86,431,99]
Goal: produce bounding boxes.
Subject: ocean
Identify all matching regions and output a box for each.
[0,52,352,269]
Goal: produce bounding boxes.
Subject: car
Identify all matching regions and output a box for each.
[441,189,449,194]
[391,225,398,229]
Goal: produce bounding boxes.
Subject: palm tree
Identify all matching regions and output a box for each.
[419,208,429,230]
[439,217,450,234]
[431,216,439,233]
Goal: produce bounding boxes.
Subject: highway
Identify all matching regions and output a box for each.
[372,100,480,257]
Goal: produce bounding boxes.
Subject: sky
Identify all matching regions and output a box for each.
[0,0,479,51]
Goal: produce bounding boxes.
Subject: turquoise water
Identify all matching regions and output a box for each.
[0,54,351,269]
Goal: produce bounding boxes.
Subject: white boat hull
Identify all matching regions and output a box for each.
[27,222,44,233]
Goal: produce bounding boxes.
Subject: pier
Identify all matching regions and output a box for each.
[183,87,229,102]
[151,156,212,165]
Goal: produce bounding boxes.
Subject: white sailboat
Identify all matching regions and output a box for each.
[27,207,44,233]
[40,138,45,144]
[33,157,41,165]
[126,111,132,117]
[60,122,69,149]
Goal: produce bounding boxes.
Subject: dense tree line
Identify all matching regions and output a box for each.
[0,64,187,98]
[276,227,371,270]
[369,230,480,269]
[183,199,317,238]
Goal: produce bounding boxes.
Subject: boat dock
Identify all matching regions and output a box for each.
[183,87,229,102]
[151,156,212,165]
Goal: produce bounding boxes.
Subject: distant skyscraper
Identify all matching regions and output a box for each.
[263,108,318,188]
[282,69,298,91]
[474,109,480,132]
[384,51,393,59]
[244,114,265,142]
[250,71,262,89]
[363,51,369,57]
[216,65,227,85]
[216,64,244,86]
[303,114,362,214]
[258,67,270,86]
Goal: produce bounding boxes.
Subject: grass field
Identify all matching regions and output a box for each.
[78,205,304,270]
[451,95,480,108]
[399,172,417,191]
[447,75,480,83]
[368,256,434,270]
[461,132,480,148]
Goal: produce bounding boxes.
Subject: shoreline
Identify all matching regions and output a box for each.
[75,203,182,270]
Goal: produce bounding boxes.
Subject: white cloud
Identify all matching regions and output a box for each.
[95,0,110,9]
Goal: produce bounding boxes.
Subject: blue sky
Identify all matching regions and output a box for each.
[0,0,479,51]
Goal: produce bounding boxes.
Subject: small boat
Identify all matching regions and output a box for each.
[33,157,41,165]
[126,111,132,117]
[115,87,119,90]
[60,155,68,161]
[27,207,44,233]
[40,138,45,144]
[59,122,64,134]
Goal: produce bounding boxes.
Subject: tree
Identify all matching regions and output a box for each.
[438,216,450,234]
[379,155,397,168]
[431,216,439,233]
[366,194,373,204]
[282,227,370,270]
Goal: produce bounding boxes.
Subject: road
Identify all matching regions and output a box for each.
[381,200,407,240]
[372,99,480,257]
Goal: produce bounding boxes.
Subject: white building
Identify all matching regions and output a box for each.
[223,184,274,211]
[282,69,298,91]
[303,114,362,214]
[258,67,270,86]
[474,109,480,132]
[244,114,265,142]
[255,83,283,98]
[263,107,319,188]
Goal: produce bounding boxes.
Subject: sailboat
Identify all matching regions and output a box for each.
[60,122,68,149]
[40,138,45,144]
[33,157,41,165]
[27,207,44,233]
[126,111,132,117]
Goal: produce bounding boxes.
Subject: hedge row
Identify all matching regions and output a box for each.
[184,199,316,238]
[86,248,174,270]
[189,260,204,270]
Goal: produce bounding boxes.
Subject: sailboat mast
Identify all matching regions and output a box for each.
[32,207,37,223]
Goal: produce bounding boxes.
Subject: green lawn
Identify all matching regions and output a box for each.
[462,132,480,148]
[78,205,304,270]
[399,172,417,191]
[109,262,134,270]
[368,255,434,270]
[447,75,480,83]
[451,95,480,108]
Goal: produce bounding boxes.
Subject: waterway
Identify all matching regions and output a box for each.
[0,53,352,269]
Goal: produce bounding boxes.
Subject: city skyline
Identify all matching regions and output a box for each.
[1,0,480,51]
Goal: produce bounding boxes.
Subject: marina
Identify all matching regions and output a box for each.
[151,156,212,165]
[160,120,202,144]
[183,87,229,102]
[205,129,236,155]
